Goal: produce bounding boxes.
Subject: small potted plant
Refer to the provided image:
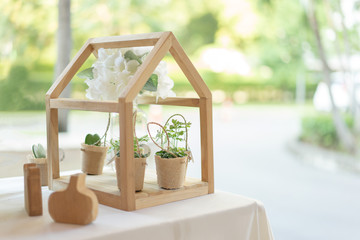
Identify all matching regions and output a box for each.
[109,135,150,192]
[81,133,108,175]
[108,112,150,191]
[147,114,192,189]
[27,144,48,186]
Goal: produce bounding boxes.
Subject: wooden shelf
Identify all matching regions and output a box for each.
[52,169,208,210]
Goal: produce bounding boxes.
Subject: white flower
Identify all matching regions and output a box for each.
[154,61,176,100]
[84,47,175,101]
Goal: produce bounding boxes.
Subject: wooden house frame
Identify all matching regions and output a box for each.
[46,31,214,211]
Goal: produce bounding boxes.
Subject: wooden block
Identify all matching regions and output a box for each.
[24,163,43,216]
[48,173,98,225]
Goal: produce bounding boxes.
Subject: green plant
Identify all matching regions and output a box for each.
[155,148,187,158]
[32,143,46,158]
[109,135,150,158]
[148,114,191,159]
[85,133,101,146]
[84,113,111,147]
[299,113,354,150]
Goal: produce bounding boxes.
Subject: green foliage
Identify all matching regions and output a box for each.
[156,119,191,150]
[299,114,354,149]
[156,148,187,158]
[155,115,191,158]
[143,74,158,92]
[196,70,318,101]
[77,67,94,79]
[181,12,219,53]
[109,135,150,158]
[85,133,101,146]
[124,50,143,64]
[0,0,324,111]
[109,139,120,156]
[0,64,47,111]
[32,143,46,158]
[134,135,150,158]
[249,0,314,94]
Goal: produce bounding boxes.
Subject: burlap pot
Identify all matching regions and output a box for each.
[155,155,188,189]
[115,157,147,191]
[81,143,108,175]
[27,155,48,186]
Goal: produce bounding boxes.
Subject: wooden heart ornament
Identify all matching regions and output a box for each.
[48,173,98,225]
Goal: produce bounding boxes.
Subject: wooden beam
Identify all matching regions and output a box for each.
[118,99,136,211]
[199,97,214,193]
[46,95,60,189]
[50,98,118,112]
[136,96,200,107]
[135,185,208,210]
[169,33,212,99]
[47,40,94,98]
[90,32,163,45]
[120,32,172,102]
[50,97,200,111]
[91,39,158,52]
[90,32,164,51]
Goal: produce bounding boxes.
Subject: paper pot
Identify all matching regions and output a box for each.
[115,157,147,191]
[27,154,48,186]
[81,143,108,175]
[155,155,188,189]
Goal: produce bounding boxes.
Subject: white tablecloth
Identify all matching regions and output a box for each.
[0,176,273,240]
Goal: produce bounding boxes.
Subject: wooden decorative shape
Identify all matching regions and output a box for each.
[48,173,98,225]
[24,163,43,216]
[46,31,214,211]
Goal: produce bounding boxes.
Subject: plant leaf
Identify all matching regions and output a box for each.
[85,133,101,146]
[142,74,158,92]
[124,50,142,64]
[77,67,94,79]
[32,144,46,158]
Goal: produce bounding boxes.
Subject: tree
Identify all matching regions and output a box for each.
[303,0,358,153]
[55,0,72,132]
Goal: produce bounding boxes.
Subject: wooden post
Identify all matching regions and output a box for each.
[118,99,136,210]
[199,97,214,193]
[46,95,60,189]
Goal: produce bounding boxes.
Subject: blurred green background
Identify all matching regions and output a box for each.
[0,0,316,110]
[1,0,360,152]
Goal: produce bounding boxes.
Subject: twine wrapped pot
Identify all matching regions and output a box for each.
[155,155,188,189]
[115,157,147,191]
[27,154,48,186]
[81,143,108,175]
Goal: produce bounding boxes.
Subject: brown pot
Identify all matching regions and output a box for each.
[115,157,147,191]
[27,155,48,186]
[155,155,188,189]
[81,143,108,175]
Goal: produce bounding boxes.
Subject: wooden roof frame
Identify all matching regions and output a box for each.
[46,32,214,211]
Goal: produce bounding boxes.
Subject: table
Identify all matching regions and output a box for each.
[0,176,273,240]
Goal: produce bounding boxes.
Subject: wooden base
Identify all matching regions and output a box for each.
[52,169,209,211]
